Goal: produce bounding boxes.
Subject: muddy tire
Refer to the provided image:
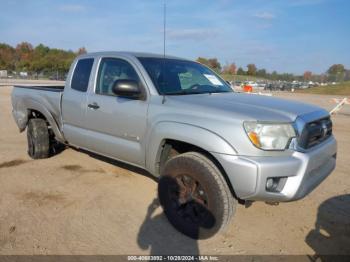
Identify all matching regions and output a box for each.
[158,152,236,239]
[27,118,50,159]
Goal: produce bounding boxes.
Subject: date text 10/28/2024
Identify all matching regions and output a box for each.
[127,256,219,261]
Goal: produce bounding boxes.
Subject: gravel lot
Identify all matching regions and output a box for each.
[0,84,349,255]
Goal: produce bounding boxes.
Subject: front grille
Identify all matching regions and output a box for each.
[298,117,332,149]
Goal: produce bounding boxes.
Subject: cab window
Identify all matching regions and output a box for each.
[96,58,140,95]
[71,58,94,92]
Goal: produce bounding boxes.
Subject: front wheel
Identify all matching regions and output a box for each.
[158,152,236,239]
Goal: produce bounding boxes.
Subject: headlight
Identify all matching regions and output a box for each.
[243,121,296,150]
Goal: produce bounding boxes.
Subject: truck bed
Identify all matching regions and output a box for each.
[11,85,64,135]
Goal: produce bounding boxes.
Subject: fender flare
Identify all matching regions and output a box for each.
[146,121,237,175]
[13,99,65,142]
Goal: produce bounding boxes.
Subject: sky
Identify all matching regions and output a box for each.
[0,0,349,74]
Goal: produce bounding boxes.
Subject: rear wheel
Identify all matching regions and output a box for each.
[27,118,50,159]
[158,152,236,239]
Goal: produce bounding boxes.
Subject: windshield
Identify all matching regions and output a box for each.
[138,57,233,95]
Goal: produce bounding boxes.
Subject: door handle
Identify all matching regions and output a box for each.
[88,103,100,110]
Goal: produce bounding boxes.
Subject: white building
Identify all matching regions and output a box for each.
[0,70,7,78]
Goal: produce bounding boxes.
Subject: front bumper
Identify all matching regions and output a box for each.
[213,136,337,202]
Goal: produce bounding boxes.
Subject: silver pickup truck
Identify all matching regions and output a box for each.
[11,52,337,239]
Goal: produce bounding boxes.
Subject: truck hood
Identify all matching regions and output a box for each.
[166,92,328,122]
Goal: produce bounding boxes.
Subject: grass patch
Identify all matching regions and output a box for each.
[297,81,350,96]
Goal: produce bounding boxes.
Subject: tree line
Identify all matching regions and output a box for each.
[196,57,350,82]
[1,42,349,82]
[0,42,86,78]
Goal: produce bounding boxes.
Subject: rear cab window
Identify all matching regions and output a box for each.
[71,58,94,92]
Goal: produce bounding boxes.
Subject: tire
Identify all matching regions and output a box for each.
[27,118,50,159]
[158,152,236,239]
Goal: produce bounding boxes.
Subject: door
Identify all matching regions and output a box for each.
[84,57,149,166]
[62,58,94,147]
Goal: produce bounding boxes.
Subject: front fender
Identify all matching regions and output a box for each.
[146,121,237,175]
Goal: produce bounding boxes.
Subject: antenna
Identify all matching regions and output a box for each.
[162,0,167,104]
[163,0,166,58]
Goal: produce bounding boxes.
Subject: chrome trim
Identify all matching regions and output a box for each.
[290,110,330,153]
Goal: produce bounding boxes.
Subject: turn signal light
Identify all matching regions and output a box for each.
[248,131,261,147]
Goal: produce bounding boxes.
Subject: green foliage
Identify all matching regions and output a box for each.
[236,67,245,76]
[222,63,236,75]
[327,64,346,82]
[0,43,16,70]
[298,81,350,96]
[247,64,257,76]
[345,70,350,81]
[0,42,86,77]
[271,71,278,80]
[196,57,221,73]
[196,57,208,65]
[256,69,267,78]
[197,57,349,83]
[1,45,348,83]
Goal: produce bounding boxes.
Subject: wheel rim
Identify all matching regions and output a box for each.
[169,174,209,224]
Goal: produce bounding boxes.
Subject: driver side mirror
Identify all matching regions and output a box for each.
[112,79,143,99]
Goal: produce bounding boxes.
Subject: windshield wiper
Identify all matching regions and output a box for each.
[162,89,232,96]
[164,90,204,96]
[208,90,231,94]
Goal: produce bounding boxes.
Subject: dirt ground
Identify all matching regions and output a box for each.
[0,85,349,255]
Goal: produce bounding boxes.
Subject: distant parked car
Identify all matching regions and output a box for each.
[19,71,28,78]
[244,81,258,88]
[256,81,267,90]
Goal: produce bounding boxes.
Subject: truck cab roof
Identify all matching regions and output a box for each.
[77,51,187,61]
